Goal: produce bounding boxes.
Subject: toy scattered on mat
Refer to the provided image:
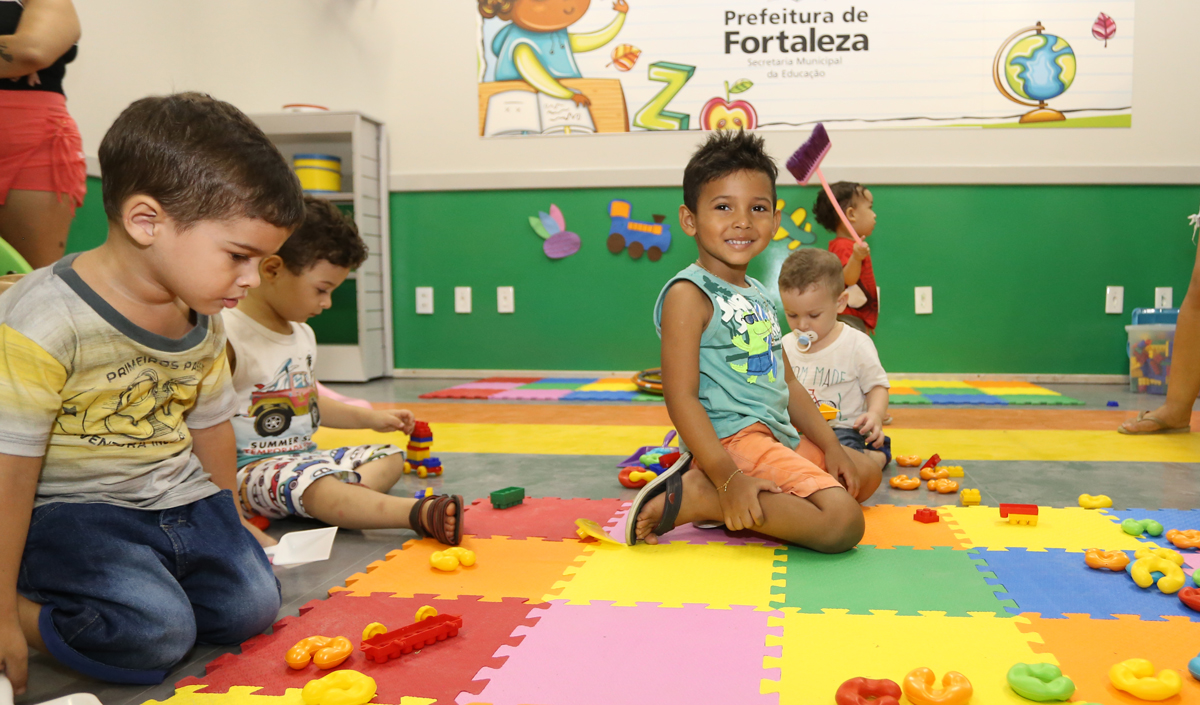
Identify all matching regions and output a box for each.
[575,518,623,546]
[1122,518,1164,537]
[918,454,941,473]
[1166,528,1200,549]
[1006,663,1075,702]
[1084,548,1130,571]
[889,475,920,490]
[302,670,376,705]
[1000,504,1039,526]
[902,668,972,705]
[927,479,958,494]
[429,547,476,572]
[939,466,964,477]
[620,450,680,489]
[528,204,582,260]
[1129,547,1186,593]
[1109,659,1182,701]
[1189,653,1200,680]
[404,422,442,478]
[248,515,271,531]
[489,486,525,509]
[607,199,671,261]
[359,613,463,663]
[896,455,922,467]
[960,489,980,506]
[413,488,430,500]
[618,430,678,468]
[633,368,663,395]
[415,605,439,622]
[361,622,387,640]
[920,467,949,481]
[1179,587,1200,612]
[1077,494,1112,509]
[286,635,353,670]
[913,508,939,524]
[835,677,901,705]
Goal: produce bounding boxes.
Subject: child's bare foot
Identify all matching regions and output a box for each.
[634,470,722,545]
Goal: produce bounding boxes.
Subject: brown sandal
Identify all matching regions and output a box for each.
[1118,411,1191,435]
[408,494,463,545]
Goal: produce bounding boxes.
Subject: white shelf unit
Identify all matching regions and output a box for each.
[250,111,393,382]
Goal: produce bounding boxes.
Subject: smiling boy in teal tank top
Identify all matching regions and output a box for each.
[629,130,882,551]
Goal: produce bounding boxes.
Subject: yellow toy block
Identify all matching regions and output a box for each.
[942,466,964,477]
[960,488,981,506]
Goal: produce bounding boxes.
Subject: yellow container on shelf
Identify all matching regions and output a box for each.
[293,154,342,193]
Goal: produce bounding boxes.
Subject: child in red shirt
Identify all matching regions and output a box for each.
[813,182,878,334]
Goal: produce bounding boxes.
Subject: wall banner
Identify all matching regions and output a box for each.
[476,0,1133,136]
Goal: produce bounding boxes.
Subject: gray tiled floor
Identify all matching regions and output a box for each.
[17,382,1199,705]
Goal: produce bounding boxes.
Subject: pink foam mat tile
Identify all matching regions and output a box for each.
[460,601,781,705]
[419,388,502,400]
[448,382,526,390]
[604,504,783,547]
[488,388,573,401]
[463,497,628,541]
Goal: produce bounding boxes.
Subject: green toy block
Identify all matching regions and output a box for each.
[490,486,525,509]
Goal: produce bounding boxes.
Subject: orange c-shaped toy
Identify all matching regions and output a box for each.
[903,668,973,705]
[890,475,921,490]
[920,467,949,481]
[1084,548,1130,571]
[896,455,922,467]
[286,636,354,670]
[1167,529,1200,549]
[927,478,959,494]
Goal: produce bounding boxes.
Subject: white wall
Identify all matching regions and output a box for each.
[66,1,1200,190]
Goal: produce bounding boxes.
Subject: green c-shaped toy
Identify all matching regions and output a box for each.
[1122,518,1165,537]
[1007,663,1076,702]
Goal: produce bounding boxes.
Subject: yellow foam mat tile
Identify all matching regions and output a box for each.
[978,387,1062,396]
[318,425,1200,462]
[332,536,590,602]
[761,610,1053,703]
[147,686,432,705]
[894,380,974,388]
[575,382,640,391]
[940,506,1154,552]
[889,428,1200,462]
[547,541,782,609]
[315,423,675,456]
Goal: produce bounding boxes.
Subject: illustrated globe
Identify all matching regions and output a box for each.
[1004,33,1076,102]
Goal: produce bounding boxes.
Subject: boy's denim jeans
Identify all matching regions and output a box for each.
[18,490,280,684]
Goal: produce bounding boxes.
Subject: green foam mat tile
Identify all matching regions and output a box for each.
[632,393,665,402]
[995,394,1084,405]
[769,546,1015,616]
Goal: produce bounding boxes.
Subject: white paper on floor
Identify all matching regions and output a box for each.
[263,527,338,567]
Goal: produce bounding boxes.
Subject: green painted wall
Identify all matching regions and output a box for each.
[389,185,1199,374]
[66,177,1200,374]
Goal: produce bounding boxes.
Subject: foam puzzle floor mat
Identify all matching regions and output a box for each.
[419,377,663,402]
[888,380,1084,406]
[149,498,1200,705]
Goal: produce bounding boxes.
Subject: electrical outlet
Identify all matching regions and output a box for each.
[454,287,472,314]
[415,287,433,315]
[914,286,932,315]
[1105,286,1124,314]
[1155,287,1173,308]
[497,286,515,314]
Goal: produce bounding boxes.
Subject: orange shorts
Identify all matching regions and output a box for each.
[0,91,87,209]
[697,422,842,498]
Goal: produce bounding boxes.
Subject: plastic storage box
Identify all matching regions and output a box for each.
[1126,323,1175,394]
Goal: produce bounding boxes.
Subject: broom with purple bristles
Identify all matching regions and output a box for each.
[785,123,863,245]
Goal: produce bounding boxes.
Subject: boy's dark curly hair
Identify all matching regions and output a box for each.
[275,196,368,274]
[479,0,516,20]
[812,181,866,233]
[778,247,845,297]
[683,130,777,213]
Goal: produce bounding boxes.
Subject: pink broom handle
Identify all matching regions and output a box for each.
[816,168,863,245]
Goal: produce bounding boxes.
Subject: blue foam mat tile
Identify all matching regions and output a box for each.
[924,394,1008,405]
[1101,509,1200,548]
[974,547,1199,621]
[561,391,639,401]
[540,377,600,384]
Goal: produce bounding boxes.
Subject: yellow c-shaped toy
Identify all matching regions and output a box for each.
[1109,659,1182,701]
[1077,494,1112,509]
[301,670,377,705]
[1134,546,1184,565]
[1130,555,1187,594]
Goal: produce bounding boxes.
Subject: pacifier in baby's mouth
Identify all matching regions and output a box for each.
[795,330,818,352]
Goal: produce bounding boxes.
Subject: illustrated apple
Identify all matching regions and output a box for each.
[701,79,758,130]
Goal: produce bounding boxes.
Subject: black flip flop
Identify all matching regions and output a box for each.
[625,451,691,545]
[409,493,464,546]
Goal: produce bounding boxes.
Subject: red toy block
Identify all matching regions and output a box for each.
[360,614,463,663]
[918,454,941,472]
[913,508,939,524]
[998,503,1038,517]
